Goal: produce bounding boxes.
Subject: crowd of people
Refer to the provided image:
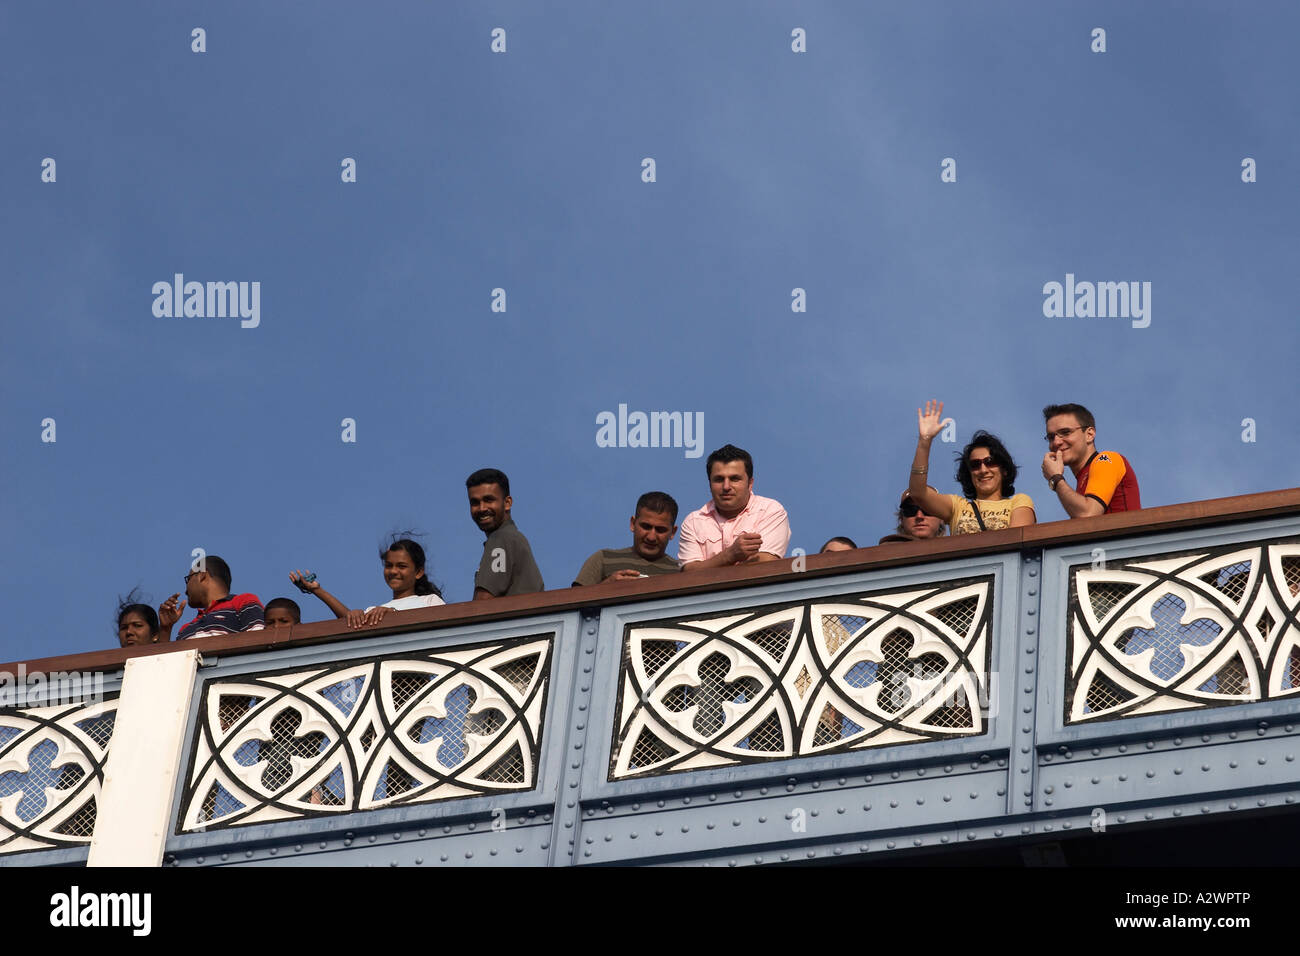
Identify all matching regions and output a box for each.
[115,401,1141,648]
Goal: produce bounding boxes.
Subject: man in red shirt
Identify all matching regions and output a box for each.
[158,554,265,641]
[1040,403,1141,516]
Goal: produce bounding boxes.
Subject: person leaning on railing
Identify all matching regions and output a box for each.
[290,536,445,630]
[907,400,1036,535]
[572,491,683,586]
[677,444,791,570]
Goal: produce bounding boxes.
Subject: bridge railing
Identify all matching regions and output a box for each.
[2,488,1297,866]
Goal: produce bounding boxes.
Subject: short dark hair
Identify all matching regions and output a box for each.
[705,444,753,480]
[635,491,679,523]
[1042,403,1096,431]
[264,598,301,623]
[466,468,510,497]
[820,536,857,552]
[203,555,232,591]
[380,535,443,598]
[956,431,1018,498]
[116,589,159,637]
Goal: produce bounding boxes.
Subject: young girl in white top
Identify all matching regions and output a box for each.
[290,537,446,630]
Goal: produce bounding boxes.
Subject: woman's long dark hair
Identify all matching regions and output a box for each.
[379,535,443,598]
[955,430,1018,498]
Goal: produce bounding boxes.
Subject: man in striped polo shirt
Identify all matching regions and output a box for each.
[572,492,683,586]
[158,554,265,641]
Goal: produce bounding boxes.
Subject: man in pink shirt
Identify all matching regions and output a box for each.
[677,444,791,570]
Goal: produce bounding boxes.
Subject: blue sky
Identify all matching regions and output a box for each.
[2,1,1296,662]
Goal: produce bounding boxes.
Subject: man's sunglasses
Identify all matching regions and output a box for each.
[900,502,929,518]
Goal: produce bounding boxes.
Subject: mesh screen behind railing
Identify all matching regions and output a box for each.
[1088,581,1139,621]
[1283,557,1300,598]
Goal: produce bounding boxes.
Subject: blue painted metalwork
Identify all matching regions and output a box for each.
[6,513,1300,867]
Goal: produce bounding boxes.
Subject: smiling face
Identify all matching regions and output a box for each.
[382,547,425,598]
[630,508,677,561]
[967,446,1005,500]
[118,610,157,647]
[468,483,511,535]
[1046,412,1096,470]
[708,460,753,519]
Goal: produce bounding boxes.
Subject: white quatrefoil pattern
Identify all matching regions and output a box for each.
[0,698,116,854]
[609,577,994,780]
[1066,541,1300,723]
[180,636,551,832]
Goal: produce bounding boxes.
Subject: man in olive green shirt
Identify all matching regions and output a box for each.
[572,492,682,586]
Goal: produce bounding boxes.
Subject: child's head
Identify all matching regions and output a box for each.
[117,590,161,647]
[379,536,442,599]
[264,598,301,628]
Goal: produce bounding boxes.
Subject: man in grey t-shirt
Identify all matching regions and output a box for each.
[572,491,682,586]
[466,468,545,599]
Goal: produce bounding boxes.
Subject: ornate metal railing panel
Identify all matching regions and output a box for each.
[178,635,552,832]
[1065,539,1300,724]
[0,698,116,854]
[609,576,994,780]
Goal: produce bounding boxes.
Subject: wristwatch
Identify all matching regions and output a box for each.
[1048,474,1065,491]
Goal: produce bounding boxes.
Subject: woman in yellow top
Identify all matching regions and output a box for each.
[908,400,1036,535]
